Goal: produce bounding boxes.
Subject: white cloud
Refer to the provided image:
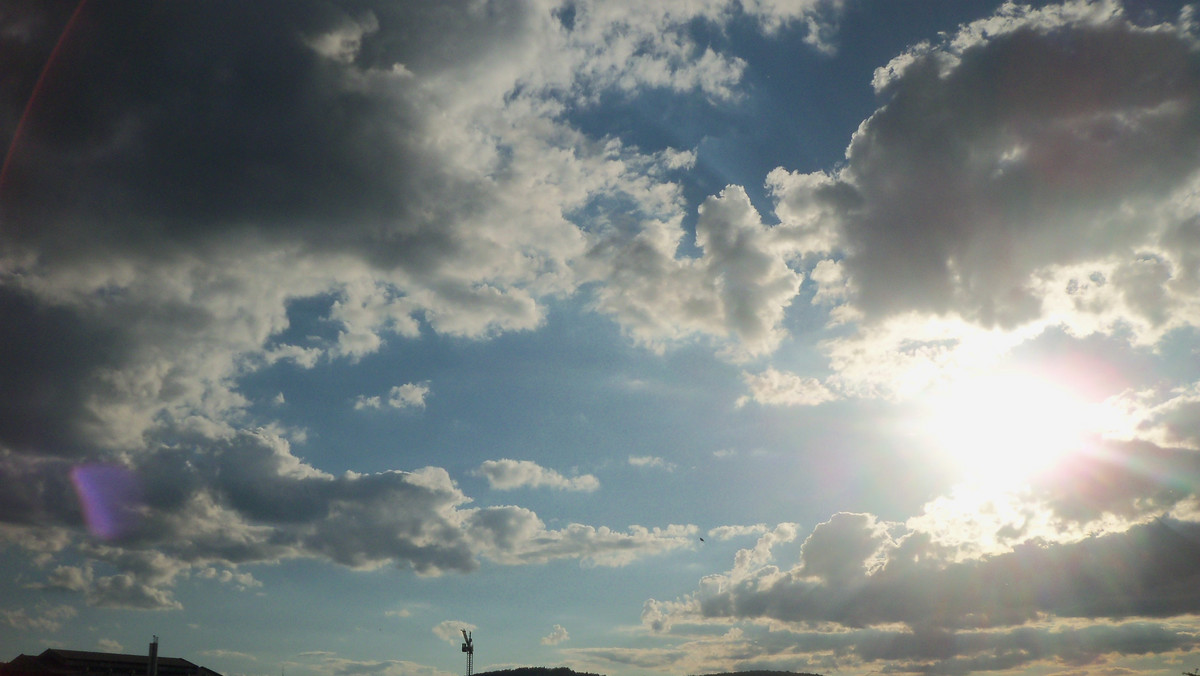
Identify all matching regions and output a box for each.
[628,455,675,471]
[474,459,600,492]
[97,639,123,653]
[353,395,382,410]
[433,621,476,645]
[706,524,769,541]
[589,185,804,360]
[736,367,837,407]
[355,382,430,411]
[387,383,430,409]
[541,624,570,645]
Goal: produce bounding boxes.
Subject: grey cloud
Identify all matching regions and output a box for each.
[797,512,893,585]
[0,287,127,457]
[693,516,1200,631]
[4,1,433,263]
[86,573,183,611]
[0,0,859,482]
[7,430,692,602]
[1028,439,1200,524]
[779,7,1200,331]
[0,604,77,633]
[847,622,1199,674]
[643,510,1200,674]
[0,454,84,527]
[577,618,1195,676]
[1,0,827,469]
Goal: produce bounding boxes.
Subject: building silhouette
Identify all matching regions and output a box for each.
[0,649,222,676]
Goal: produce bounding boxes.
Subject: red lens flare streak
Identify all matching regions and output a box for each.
[0,0,91,199]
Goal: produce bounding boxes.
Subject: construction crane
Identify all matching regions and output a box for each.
[460,629,474,676]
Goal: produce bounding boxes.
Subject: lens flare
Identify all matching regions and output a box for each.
[920,369,1103,491]
[70,463,143,540]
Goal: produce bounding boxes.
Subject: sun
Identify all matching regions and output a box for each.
[920,369,1099,490]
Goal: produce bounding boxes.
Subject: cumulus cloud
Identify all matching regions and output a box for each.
[588,185,804,360]
[541,624,570,645]
[0,0,849,481]
[4,431,691,606]
[736,367,837,407]
[387,383,430,409]
[643,435,1200,672]
[761,2,1200,390]
[474,459,600,492]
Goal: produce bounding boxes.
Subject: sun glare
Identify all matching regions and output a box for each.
[921,370,1100,490]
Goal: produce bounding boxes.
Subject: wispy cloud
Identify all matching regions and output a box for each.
[355,382,431,410]
[628,455,675,471]
[474,459,600,492]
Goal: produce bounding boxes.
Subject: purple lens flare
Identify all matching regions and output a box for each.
[70,463,143,540]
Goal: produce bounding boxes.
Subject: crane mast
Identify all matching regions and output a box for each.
[460,629,474,676]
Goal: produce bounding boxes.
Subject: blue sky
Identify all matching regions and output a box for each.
[3,1,1200,676]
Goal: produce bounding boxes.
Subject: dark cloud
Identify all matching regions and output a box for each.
[787,8,1200,329]
[1030,438,1200,523]
[4,428,692,606]
[2,1,436,265]
[0,454,83,527]
[693,515,1200,631]
[0,287,126,456]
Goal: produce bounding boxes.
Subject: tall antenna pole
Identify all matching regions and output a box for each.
[460,630,473,676]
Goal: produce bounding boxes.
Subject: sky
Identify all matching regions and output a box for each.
[2,1,1200,675]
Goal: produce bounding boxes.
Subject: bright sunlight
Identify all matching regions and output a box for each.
[921,370,1102,490]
